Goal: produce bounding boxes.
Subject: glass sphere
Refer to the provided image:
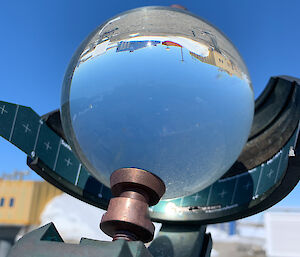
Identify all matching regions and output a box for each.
[61,6,254,200]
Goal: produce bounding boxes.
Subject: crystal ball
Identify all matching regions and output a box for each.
[61,6,254,199]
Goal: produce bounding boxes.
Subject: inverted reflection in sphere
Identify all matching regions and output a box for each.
[61,7,254,199]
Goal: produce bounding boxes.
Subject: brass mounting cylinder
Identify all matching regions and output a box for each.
[100,168,165,243]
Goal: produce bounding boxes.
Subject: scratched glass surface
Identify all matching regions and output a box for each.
[61,7,254,199]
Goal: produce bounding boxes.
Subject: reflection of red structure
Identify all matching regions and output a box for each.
[162,41,182,47]
[170,4,187,10]
[162,41,184,61]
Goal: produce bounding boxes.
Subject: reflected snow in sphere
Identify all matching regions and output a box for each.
[61,7,254,200]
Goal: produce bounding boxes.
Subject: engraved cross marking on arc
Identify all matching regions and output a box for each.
[64,158,72,167]
[44,142,52,151]
[22,124,31,133]
[267,169,274,178]
[0,105,8,115]
[218,189,227,198]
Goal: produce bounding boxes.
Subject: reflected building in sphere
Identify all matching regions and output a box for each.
[116,40,160,52]
[190,49,243,79]
[61,7,254,199]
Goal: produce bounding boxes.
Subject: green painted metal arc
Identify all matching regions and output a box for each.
[0,100,298,223]
[0,100,111,203]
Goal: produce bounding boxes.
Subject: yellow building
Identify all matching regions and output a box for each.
[190,49,243,79]
[0,180,62,226]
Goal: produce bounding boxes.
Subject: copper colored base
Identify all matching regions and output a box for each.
[100,168,165,243]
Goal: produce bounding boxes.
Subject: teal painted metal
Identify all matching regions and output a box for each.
[34,124,60,170]
[149,224,212,257]
[0,100,111,205]
[7,222,212,257]
[0,103,18,140]
[7,223,153,257]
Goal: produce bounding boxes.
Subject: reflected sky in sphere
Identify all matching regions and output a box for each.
[61,7,254,199]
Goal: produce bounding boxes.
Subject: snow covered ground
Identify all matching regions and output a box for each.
[40,193,110,242]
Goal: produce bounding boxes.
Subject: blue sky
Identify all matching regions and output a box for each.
[69,43,253,199]
[0,1,299,206]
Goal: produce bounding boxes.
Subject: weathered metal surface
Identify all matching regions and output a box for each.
[7,223,153,257]
[110,168,165,206]
[7,222,213,257]
[101,168,166,243]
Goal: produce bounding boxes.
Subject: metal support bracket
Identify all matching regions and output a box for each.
[8,223,212,257]
[7,223,153,257]
[149,224,212,257]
